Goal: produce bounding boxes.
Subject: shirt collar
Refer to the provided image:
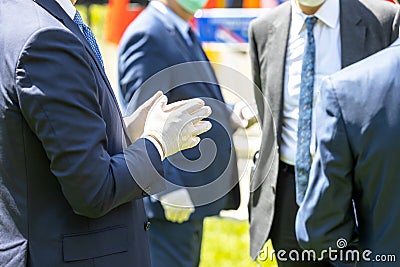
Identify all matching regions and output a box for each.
[150,1,190,37]
[55,0,76,20]
[291,0,339,35]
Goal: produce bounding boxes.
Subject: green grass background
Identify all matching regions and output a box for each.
[200,217,277,267]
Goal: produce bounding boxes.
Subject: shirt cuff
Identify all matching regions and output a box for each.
[144,135,165,161]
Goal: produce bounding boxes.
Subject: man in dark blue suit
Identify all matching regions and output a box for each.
[118,0,247,266]
[0,0,212,266]
[296,38,400,266]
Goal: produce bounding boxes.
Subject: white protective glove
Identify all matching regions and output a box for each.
[124,91,164,143]
[159,189,195,223]
[143,95,212,158]
[230,100,258,129]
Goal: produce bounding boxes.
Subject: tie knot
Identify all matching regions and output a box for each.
[305,16,318,32]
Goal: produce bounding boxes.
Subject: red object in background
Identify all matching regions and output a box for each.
[205,0,217,8]
[104,0,144,44]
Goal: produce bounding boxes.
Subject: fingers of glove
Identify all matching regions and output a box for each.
[163,98,204,113]
[164,207,177,222]
[170,207,194,223]
[189,106,212,124]
[143,91,164,111]
[151,95,168,112]
[177,98,206,114]
[175,208,194,223]
[192,121,212,136]
[164,206,186,223]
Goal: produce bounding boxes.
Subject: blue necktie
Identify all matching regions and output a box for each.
[73,11,104,68]
[295,16,318,205]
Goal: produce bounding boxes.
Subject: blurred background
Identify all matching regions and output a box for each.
[75,0,285,266]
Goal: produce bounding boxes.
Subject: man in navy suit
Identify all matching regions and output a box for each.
[0,0,212,266]
[296,38,400,266]
[118,0,247,266]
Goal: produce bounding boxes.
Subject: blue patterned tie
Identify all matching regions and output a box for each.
[295,16,318,205]
[73,11,104,68]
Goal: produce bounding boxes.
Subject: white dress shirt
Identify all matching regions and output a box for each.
[280,0,342,165]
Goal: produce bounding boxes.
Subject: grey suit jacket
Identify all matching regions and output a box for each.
[296,38,400,267]
[248,0,400,259]
[0,0,164,266]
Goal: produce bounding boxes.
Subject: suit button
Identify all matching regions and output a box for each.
[271,185,276,194]
[144,221,151,231]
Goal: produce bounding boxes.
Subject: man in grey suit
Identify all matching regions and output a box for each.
[0,0,211,266]
[248,0,399,265]
[296,38,400,267]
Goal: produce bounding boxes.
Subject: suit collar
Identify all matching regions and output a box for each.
[290,0,339,35]
[340,0,365,68]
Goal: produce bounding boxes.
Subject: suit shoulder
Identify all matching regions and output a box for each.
[120,8,167,46]
[329,43,399,97]
[358,0,399,18]
[250,2,290,34]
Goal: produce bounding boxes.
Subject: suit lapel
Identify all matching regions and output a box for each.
[266,4,291,128]
[340,0,366,68]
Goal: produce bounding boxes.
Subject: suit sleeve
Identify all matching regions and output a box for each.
[118,29,185,195]
[295,78,357,254]
[16,28,164,218]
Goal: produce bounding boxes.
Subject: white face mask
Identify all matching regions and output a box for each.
[297,0,325,7]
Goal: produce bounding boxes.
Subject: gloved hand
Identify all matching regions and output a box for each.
[124,91,164,143]
[143,96,212,158]
[159,189,195,223]
[230,100,257,129]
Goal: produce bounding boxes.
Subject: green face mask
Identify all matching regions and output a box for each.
[177,0,208,14]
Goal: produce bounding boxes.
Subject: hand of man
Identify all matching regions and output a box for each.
[159,189,195,223]
[143,96,212,159]
[230,100,257,129]
[124,91,164,143]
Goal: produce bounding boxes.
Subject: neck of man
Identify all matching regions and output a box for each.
[295,0,324,15]
[159,0,193,22]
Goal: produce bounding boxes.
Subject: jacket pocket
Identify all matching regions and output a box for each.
[63,225,128,262]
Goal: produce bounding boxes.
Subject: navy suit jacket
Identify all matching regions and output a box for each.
[296,39,400,266]
[0,0,165,266]
[118,4,240,220]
